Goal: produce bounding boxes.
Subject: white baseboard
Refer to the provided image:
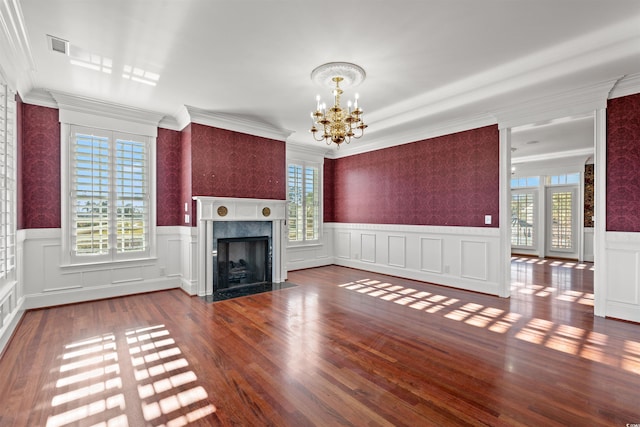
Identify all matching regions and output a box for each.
[180,278,198,295]
[22,277,181,310]
[333,258,501,296]
[605,301,640,323]
[287,257,333,271]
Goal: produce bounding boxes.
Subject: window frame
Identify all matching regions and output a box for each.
[287,159,322,247]
[60,110,157,267]
[0,78,16,281]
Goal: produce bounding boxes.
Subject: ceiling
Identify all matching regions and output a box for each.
[2,1,640,159]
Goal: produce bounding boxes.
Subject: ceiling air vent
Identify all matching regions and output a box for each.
[47,35,69,55]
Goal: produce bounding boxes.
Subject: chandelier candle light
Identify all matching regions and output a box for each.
[309,62,368,147]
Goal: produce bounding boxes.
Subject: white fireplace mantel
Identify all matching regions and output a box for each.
[193,196,289,296]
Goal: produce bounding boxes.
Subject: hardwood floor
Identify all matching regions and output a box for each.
[1,258,639,426]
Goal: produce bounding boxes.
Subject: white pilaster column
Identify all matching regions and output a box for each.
[593,108,607,317]
[499,127,512,298]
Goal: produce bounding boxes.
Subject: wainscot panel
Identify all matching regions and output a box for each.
[175,226,198,295]
[19,227,186,309]
[584,227,594,262]
[286,230,333,271]
[1,231,27,355]
[0,277,21,356]
[605,232,640,322]
[295,223,501,296]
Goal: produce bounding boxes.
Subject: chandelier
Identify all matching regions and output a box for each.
[309,62,368,147]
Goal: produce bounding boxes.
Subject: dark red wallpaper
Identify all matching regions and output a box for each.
[324,159,336,223]
[181,124,194,226]
[189,123,286,200]
[607,93,640,232]
[19,103,61,229]
[157,127,182,226]
[328,125,500,227]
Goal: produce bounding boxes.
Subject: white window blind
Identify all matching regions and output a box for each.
[288,162,320,243]
[115,137,148,253]
[0,80,15,278]
[70,126,149,261]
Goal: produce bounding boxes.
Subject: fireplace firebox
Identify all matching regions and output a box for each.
[215,236,271,291]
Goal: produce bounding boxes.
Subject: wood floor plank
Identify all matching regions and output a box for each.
[1,258,640,426]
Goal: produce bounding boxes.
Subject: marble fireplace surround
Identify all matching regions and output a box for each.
[194,196,288,296]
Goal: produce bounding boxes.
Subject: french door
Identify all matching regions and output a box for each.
[511,190,537,251]
[545,186,578,259]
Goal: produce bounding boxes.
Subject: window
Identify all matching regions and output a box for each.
[510,176,540,189]
[288,162,320,243]
[69,125,150,262]
[0,80,15,279]
[547,173,580,186]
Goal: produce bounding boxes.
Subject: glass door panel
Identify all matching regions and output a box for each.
[511,191,536,249]
[546,186,578,258]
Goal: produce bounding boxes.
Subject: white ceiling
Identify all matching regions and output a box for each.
[511,114,594,161]
[2,1,640,158]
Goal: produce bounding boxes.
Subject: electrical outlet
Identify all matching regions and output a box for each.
[484,215,492,225]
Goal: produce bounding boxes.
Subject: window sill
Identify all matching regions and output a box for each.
[287,242,323,249]
[61,256,158,271]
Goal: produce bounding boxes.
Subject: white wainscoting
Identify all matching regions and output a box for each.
[288,223,502,296]
[0,276,21,355]
[19,227,187,310]
[604,232,640,322]
[286,229,333,271]
[177,226,198,295]
[0,230,26,354]
[584,227,594,262]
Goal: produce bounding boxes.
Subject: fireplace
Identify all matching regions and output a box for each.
[212,220,273,291]
[216,236,270,289]
[194,197,288,297]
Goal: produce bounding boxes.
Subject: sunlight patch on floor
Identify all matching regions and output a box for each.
[336,262,636,375]
[46,326,216,427]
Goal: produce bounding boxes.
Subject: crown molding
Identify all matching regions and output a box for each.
[49,90,165,126]
[327,113,496,159]
[174,104,192,131]
[157,115,184,131]
[179,105,293,141]
[19,87,57,108]
[609,72,640,99]
[0,0,35,93]
[286,140,330,162]
[494,79,618,130]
